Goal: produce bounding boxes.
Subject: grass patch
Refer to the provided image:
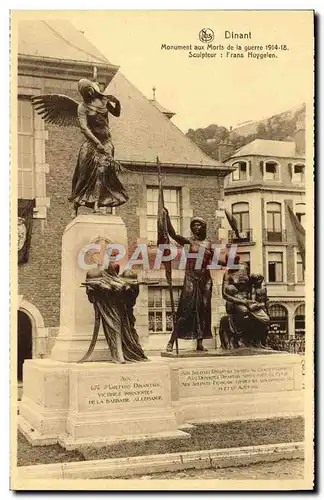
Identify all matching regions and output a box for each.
[17,432,85,467]
[17,416,304,466]
[80,416,304,461]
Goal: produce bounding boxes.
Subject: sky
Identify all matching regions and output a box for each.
[18,10,314,133]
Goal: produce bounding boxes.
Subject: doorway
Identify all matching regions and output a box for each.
[17,310,32,381]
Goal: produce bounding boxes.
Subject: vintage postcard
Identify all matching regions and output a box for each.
[10,9,314,491]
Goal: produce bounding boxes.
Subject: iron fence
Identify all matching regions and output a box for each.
[263,229,288,243]
[267,334,305,354]
[227,229,253,244]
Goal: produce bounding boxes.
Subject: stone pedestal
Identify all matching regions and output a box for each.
[51,214,128,363]
[19,358,184,449]
[19,354,304,449]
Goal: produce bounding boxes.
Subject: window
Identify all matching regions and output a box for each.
[146,188,181,243]
[266,202,282,241]
[293,164,305,183]
[18,98,34,199]
[232,161,248,181]
[148,287,182,333]
[268,252,283,282]
[294,304,305,338]
[230,202,251,242]
[238,252,250,276]
[232,202,250,232]
[296,253,304,282]
[269,304,288,339]
[295,203,306,227]
[264,161,279,181]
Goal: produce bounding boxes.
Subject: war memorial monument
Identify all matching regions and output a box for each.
[18,78,304,454]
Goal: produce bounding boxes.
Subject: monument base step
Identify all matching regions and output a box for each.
[58,430,190,451]
[19,357,179,448]
[19,413,189,450]
[19,353,304,448]
[161,347,283,358]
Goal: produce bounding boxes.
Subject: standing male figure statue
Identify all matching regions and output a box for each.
[164,209,214,353]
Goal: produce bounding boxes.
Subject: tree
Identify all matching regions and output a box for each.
[185,105,305,160]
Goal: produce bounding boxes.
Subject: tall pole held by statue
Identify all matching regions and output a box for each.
[156,157,179,355]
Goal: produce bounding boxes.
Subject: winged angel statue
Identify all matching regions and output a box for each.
[32,78,129,218]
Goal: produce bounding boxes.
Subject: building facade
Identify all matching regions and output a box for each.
[223,134,306,340]
[16,20,231,378]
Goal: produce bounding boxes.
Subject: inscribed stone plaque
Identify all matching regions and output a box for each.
[78,370,168,411]
[179,365,295,398]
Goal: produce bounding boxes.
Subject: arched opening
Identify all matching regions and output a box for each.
[294,304,305,339]
[293,164,305,183]
[268,304,289,340]
[17,310,33,381]
[232,161,248,181]
[264,160,280,181]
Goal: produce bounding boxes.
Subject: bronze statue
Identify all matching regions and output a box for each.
[220,257,270,349]
[81,264,147,364]
[164,210,213,352]
[32,78,128,218]
[249,273,270,347]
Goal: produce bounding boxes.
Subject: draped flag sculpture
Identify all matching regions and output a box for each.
[286,202,306,270]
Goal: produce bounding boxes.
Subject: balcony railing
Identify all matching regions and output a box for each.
[263,229,288,243]
[228,229,253,244]
[267,335,305,354]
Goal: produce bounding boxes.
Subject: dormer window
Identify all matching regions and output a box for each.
[264,161,279,181]
[292,164,305,183]
[232,161,248,181]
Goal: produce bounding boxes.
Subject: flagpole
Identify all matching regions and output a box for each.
[157,157,178,355]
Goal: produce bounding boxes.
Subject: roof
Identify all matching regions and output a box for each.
[149,99,175,119]
[107,72,226,168]
[18,20,109,64]
[229,139,302,160]
[18,19,225,170]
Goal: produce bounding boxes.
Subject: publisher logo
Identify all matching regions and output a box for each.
[199,28,214,43]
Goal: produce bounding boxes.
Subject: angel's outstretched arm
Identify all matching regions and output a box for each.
[106,96,121,117]
[77,104,102,148]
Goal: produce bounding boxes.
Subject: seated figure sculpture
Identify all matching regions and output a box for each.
[220,256,270,349]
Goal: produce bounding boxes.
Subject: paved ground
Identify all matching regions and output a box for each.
[129,459,304,480]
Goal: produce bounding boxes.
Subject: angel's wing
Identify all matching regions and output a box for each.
[31,94,80,127]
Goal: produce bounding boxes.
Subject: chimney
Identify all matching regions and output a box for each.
[294,121,305,156]
[217,140,236,162]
